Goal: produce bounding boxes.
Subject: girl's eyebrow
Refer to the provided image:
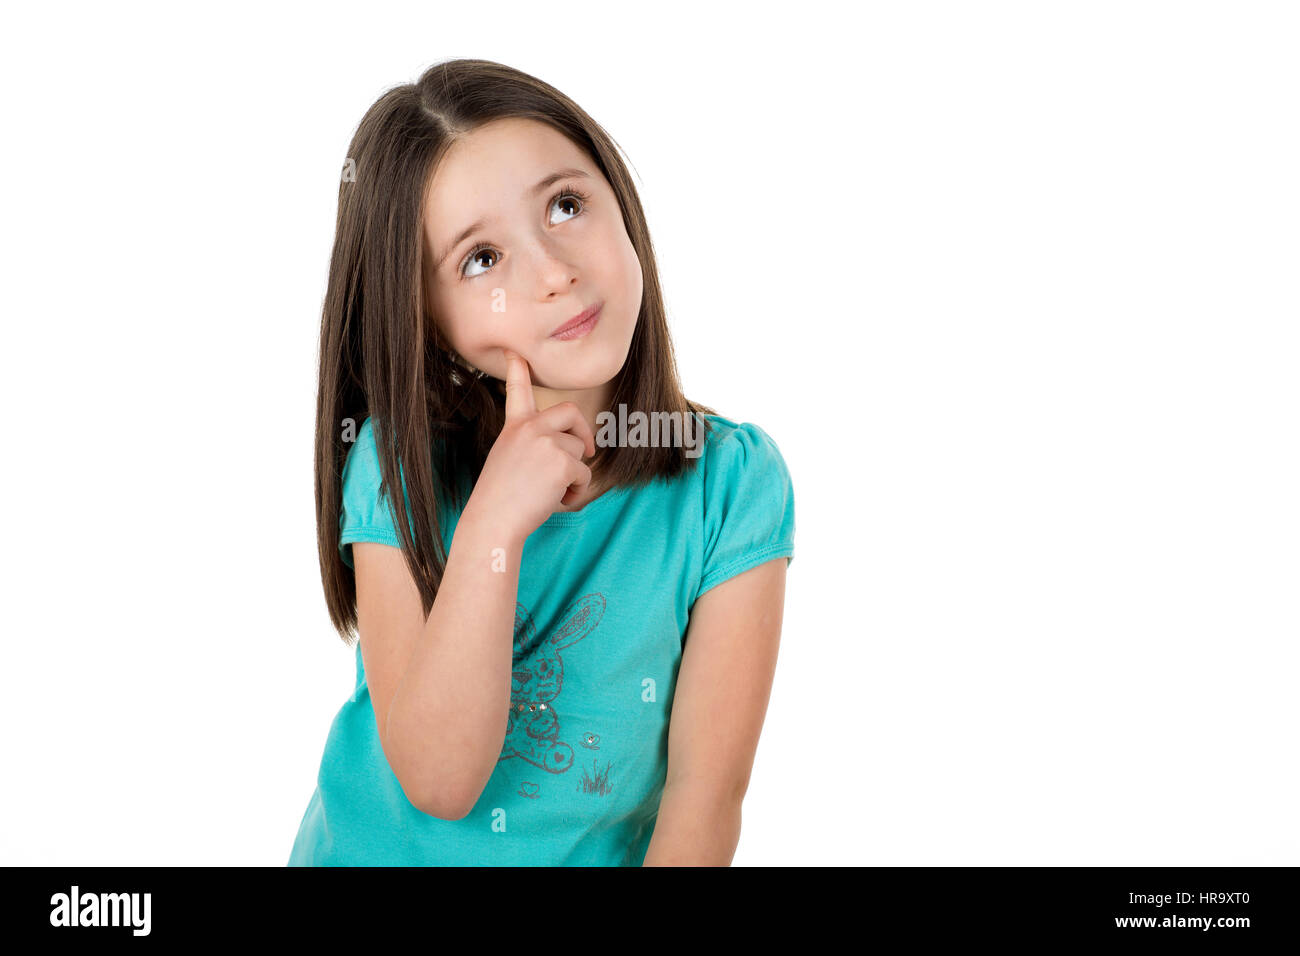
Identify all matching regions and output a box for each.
[433,167,593,270]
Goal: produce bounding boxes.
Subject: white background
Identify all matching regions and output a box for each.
[1,1,1295,866]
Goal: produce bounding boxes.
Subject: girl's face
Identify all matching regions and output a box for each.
[422,117,643,394]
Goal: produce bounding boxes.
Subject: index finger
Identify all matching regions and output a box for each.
[503,349,537,423]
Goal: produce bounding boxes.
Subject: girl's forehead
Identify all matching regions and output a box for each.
[430,119,593,195]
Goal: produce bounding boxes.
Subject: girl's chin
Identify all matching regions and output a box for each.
[527,352,623,391]
[528,368,617,392]
[530,375,615,393]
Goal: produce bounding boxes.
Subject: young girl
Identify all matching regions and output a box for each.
[288,58,795,867]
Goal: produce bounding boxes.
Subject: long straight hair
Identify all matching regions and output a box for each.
[316,58,717,645]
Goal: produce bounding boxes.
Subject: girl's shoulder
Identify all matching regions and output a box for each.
[691,412,794,513]
[692,412,797,593]
[696,413,791,471]
[345,415,450,466]
[341,415,380,483]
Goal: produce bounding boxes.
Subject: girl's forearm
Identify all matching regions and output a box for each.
[384,499,524,818]
[641,784,743,866]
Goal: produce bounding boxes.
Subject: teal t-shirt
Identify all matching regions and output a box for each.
[288,412,795,866]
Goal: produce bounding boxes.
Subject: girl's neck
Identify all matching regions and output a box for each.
[531,380,615,446]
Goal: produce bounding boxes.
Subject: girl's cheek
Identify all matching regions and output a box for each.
[620,236,643,301]
[461,324,519,363]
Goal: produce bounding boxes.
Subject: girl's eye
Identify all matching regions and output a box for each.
[548,186,587,226]
[460,244,498,279]
[458,184,591,280]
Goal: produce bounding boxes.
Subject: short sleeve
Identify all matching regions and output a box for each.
[338,418,403,570]
[696,421,796,602]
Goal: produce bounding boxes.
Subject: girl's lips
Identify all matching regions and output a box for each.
[550,303,602,340]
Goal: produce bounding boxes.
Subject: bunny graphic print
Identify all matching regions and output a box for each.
[503,594,605,775]
[288,413,795,866]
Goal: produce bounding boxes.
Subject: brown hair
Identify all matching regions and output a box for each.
[315,58,717,645]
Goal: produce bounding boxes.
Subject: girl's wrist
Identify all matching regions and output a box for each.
[459,493,526,553]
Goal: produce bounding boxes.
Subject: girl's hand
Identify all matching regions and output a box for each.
[464,349,597,544]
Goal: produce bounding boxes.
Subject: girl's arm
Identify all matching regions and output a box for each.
[360,353,596,820]
[642,557,787,865]
[354,504,524,820]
